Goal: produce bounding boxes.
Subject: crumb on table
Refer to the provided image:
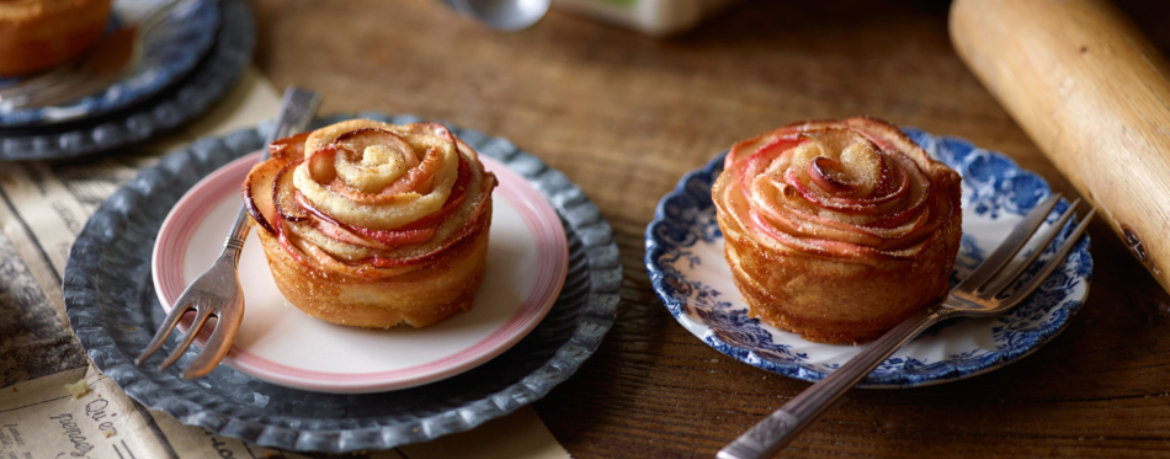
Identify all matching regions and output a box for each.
[64,379,91,399]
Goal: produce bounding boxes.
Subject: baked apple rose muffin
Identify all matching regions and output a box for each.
[712,117,962,343]
[0,0,113,76]
[243,119,497,328]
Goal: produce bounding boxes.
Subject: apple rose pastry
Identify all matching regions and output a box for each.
[712,117,962,343]
[243,119,497,328]
[0,0,113,76]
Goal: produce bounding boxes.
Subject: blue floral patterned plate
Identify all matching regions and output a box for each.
[645,128,1092,388]
[0,0,219,127]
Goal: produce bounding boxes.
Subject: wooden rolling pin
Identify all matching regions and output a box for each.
[950,0,1170,291]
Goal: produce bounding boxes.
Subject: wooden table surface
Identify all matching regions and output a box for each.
[251,1,1170,457]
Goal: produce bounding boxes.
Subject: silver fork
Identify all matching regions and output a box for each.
[134,87,321,379]
[718,193,1095,459]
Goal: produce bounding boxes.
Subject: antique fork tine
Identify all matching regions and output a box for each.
[977,198,1082,296]
[158,301,214,370]
[994,207,1094,305]
[719,196,1095,459]
[135,87,321,379]
[14,72,118,109]
[0,64,78,100]
[136,299,195,366]
[957,194,1063,291]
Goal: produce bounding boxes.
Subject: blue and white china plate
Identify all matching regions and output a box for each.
[0,0,219,127]
[645,128,1093,388]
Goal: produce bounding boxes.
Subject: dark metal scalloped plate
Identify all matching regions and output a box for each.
[63,113,621,453]
[0,0,253,161]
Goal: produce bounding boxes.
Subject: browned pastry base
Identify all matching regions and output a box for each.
[0,0,112,76]
[719,210,961,344]
[254,204,492,329]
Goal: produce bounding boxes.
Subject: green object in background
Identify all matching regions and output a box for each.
[596,0,637,7]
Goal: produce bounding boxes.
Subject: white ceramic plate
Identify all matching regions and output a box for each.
[152,152,569,393]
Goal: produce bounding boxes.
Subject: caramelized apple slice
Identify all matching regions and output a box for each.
[383,147,442,195]
[305,145,338,183]
[358,207,491,269]
[808,156,857,194]
[394,156,472,230]
[268,132,311,162]
[243,157,286,234]
[335,128,420,169]
[295,193,437,247]
[351,226,436,246]
[273,162,310,222]
[310,214,389,249]
[273,214,310,266]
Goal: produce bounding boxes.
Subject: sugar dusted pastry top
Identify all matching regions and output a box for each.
[246,119,497,280]
[716,116,961,265]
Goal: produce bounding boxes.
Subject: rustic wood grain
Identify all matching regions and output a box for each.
[250,0,1170,457]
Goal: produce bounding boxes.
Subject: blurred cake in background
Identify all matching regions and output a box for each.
[0,0,113,76]
[555,0,739,36]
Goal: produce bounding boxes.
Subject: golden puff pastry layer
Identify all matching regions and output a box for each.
[712,117,962,343]
[244,120,498,328]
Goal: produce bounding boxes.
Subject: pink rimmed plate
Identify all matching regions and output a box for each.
[151,152,568,393]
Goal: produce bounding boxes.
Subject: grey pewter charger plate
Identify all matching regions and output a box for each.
[0,0,253,161]
[63,113,621,453]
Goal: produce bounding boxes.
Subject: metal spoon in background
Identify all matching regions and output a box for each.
[439,0,550,31]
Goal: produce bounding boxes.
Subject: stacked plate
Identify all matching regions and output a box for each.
[0,0,254,160]
[63,114,621,453]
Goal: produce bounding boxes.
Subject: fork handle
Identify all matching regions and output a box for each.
[221,87,321,261]
[718,306,955,459]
